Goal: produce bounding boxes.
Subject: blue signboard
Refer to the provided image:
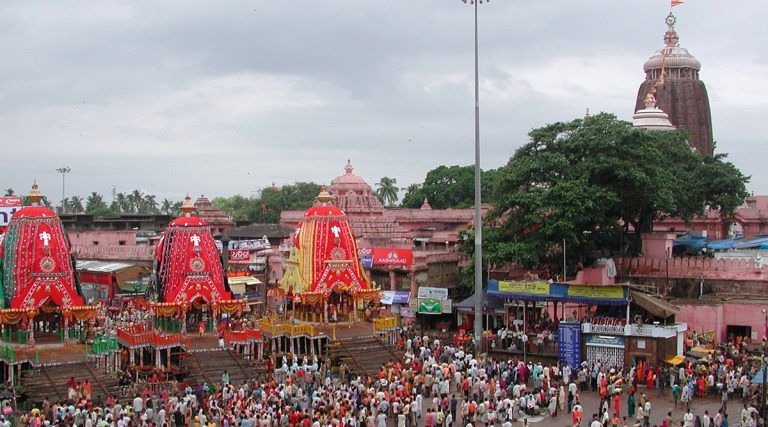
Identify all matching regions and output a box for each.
[360,255,373,268]
[558,322,581,369]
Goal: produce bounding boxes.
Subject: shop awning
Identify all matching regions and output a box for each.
[380,290,411,305]
[630,291,679,318]
[665,355,685,365]
[455,292,505,311]
[691,346,715,355]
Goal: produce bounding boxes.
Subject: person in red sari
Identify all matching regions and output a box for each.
[646,369,655,389]
[697,375,706,397]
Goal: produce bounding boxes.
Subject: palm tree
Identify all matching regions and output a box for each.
[161,198,173,214]
[85,192,106,213]
[69,196,85,213]
[375,177,399,206]
[127,190,144,213]
[114,192,129,213]
[143,194,159,214]
[4,188,14,196]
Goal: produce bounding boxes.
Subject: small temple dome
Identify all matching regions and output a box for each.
[633,93,676,131]
[329,160,373,193]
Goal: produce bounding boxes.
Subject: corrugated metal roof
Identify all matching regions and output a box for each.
[76,260,134,273]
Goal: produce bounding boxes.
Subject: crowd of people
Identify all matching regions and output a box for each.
[11,323,767,426]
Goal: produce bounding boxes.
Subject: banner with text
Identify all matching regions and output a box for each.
[229,249,252,262]
[371,248,413,266]
[0,197,22,232]
[498,281,550,296]
[567,285,624,300]
[228,239,271,251]
[418,286,448,300]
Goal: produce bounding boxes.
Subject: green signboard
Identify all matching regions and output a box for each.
[418,298,442,314]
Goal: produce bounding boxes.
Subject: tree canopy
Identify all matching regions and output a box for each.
[400,165,499,209]
[482,113,749,273]
[212,182,322,224]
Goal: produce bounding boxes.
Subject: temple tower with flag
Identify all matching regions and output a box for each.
[634,9,714,155]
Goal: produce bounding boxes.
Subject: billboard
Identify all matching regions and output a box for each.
[558,322,582,368]
[371,248,413,266]
[0,197,22,234]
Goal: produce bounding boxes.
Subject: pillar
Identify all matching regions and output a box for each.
[155,349,161,369]
[389,270,397,291]
[63,316,69,344]
[310,338,315,356]
[258,341,263,360]
[129,348,135,365]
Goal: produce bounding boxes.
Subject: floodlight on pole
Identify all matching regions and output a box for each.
[55,167,71,213]
[462,0,487,346]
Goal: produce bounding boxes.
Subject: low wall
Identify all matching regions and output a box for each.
[618,257,768,282]
[73,245,154,263]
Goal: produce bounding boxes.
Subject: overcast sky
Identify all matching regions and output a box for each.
[1,0,766,203]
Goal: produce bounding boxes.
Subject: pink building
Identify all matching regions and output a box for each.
[675,299,768,344]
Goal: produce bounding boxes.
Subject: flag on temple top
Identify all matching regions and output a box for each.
[671,0,684,7]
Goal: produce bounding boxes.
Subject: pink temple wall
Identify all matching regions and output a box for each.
[617,256,768,281]
[676,301,767,344]
[68,230,137,247]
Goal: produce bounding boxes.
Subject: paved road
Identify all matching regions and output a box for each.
[404,385,746,427]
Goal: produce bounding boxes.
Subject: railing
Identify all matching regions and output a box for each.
[373,316,400,333]
[90,335,119,355]
[258,317,318,337]
[0,345,15,362]
[2,330,30,345]
[223,328,263,344]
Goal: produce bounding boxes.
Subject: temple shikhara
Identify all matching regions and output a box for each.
[634,12,713,155]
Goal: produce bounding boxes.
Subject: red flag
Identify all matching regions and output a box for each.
[671,0,684,6]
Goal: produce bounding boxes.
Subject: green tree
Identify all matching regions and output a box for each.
[400,184,425,208]
[486,113,749,272]
[89,206,119,217]
[85,192,107,213]
[4,188,14,196]
[113,192,129,213]
[213,182,322,224]
[404,165,499,209]
[68,196,85,213]
[375,177,399,206]
[142,194,159,214]
[161,198,173,214]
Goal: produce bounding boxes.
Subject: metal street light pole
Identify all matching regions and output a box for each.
[463,0,486,346]
[55,167,71,212]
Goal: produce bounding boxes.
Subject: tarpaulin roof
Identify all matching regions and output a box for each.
[455,292,505,311]
[705,237,740,250]
[665,355,685,365]
[673,234,708,248]
[487,280,627,306]
[630,290,679,318]
[735,236,768,249]
[751,369,766,384]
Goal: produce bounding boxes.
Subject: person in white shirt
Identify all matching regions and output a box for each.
[683,409,695,427]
